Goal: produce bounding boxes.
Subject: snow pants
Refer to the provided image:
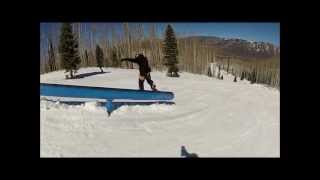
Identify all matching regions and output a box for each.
[139,73,155,90]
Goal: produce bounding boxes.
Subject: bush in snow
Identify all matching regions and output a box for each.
[234,76,237,82]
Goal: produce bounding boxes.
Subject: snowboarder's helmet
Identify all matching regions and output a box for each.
[135,53,143,58]
[135,53,145,60]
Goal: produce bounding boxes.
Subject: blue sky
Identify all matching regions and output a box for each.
[163,23,280,45]
[40,22,280,48]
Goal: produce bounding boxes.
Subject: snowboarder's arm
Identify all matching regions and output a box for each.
[121,58,139,64]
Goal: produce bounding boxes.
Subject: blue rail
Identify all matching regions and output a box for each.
[40,83,175,115]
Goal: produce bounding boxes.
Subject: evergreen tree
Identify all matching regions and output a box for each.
[44,61,50,73]
[163,24,179,77]
[250,69,257,84]
[111,47,119,67]
[48,38,56,72]
[233,76,237,82]
[58,23,81,79]
[207,66,212,77]
[268,73,272,85]
[217,65,221,79]
[84,49,89,66]
[240,71,245,80]
[95,44,104,72]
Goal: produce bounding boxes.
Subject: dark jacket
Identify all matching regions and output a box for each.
[121,55,151,76]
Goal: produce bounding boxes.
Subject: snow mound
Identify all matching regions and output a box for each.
[113,104,174,115]
[82,101,101,112]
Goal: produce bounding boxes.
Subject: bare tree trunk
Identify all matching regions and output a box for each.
[227,58,230,73]
[70,70,74,79]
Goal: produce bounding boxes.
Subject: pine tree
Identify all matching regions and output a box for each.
[207,65,212,77]
[111,47,119,67]
[163,24,179,77]
[217,64,221,79]
[250,69,257,84]
[240,71,245,80]
[48,38,56,72]
[44,61,50,73]
[59,23,81,79]
[84,49,89,66]
[227,58,230,74]
[95,44,104,72]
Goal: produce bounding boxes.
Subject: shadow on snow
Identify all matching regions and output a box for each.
[72,71,110,79]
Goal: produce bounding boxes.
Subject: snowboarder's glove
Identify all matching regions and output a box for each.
[120,58,128,62]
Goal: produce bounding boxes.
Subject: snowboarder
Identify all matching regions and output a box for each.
[181,146,199,158]
[121,54,157,91]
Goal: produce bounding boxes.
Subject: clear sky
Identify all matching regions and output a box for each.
[40,22,280,48]
[158,23,280,45]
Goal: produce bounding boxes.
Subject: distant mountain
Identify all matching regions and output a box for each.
[179,36,280,60]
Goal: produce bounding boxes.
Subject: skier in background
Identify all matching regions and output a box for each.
[121,54,157,91]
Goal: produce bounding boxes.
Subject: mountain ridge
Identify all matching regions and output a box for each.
[178,35,280,60]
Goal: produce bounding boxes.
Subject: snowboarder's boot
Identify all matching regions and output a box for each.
[139,79,144,90]
[151,84,158,91]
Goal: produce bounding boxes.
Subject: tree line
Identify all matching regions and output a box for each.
[40,23,279,88]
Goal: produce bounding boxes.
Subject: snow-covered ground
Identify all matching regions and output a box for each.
[40,67,280,157]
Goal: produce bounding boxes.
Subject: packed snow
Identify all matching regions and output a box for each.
[40,67,280,157]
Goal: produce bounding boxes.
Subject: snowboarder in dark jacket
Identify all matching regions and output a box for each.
[121,54,157,91]
[181,146,199,158]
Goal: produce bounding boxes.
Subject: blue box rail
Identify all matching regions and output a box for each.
[40,83,175,115]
